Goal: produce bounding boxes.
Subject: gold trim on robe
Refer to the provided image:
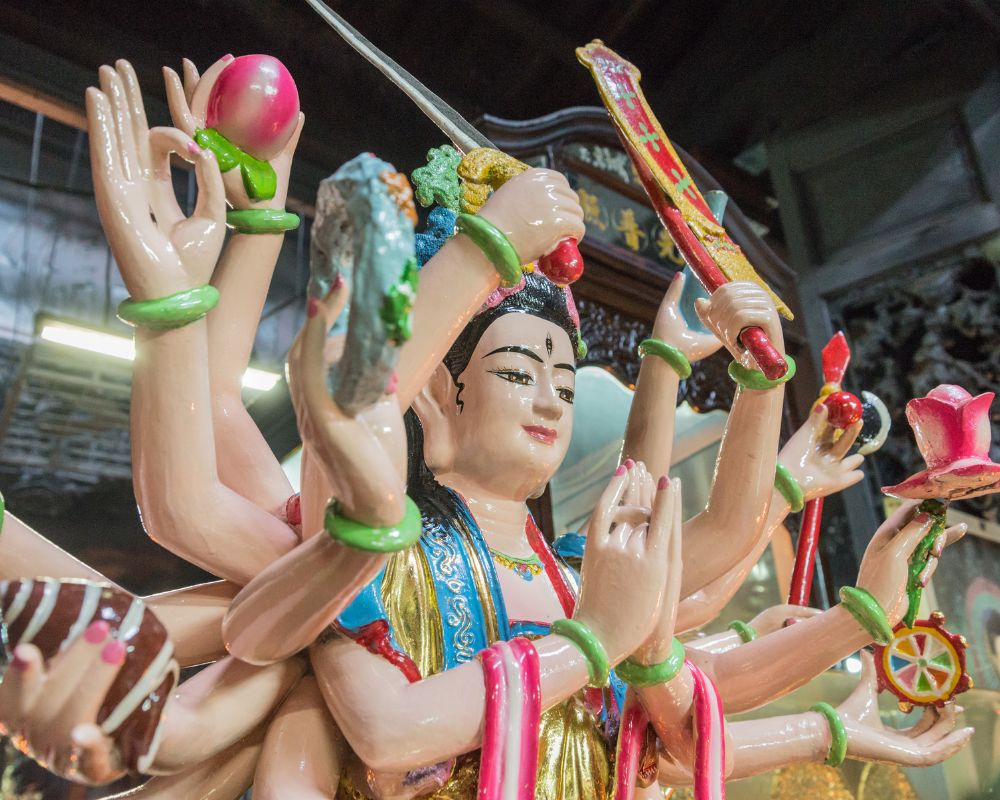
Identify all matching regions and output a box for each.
[338,526,614,799]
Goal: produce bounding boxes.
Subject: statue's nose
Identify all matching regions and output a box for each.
[533,383,563,421]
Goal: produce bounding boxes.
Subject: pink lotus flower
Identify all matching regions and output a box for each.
[882,384,1000,500]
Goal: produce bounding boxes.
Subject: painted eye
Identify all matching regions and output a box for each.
[558,387,575,404]
[490,369,533,386]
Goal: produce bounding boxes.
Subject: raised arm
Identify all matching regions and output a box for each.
[678,282,788,595]
[620,271,721,479]
[394,168,585,410]
[163,56,303,514]
[222,168,586,662]
[88,66,298,584]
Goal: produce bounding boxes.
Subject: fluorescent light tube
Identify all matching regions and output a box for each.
[39,321,280,391]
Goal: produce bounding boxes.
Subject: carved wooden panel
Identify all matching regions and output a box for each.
[831,247,1000,524]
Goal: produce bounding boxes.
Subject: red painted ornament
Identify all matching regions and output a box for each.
[821,331,851,385]
[872,611,972,711]
[538,239,585,286]
[823,390,863,428]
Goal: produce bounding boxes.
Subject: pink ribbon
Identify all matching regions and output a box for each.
[477,638,541,800]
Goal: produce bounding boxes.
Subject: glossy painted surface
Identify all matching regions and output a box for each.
[883,384,1000,500]
[0,45,982,799]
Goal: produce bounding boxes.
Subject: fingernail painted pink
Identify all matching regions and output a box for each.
[101,640,127,666]
[386,371,398,395]
[85,620,110,644]
[333,273,345,290]
[614,465,626,476]
[657,476,669,491]
[11,648,29,670]
[186,140,201,156]
[624,458,635,470]
[307,297,319,319]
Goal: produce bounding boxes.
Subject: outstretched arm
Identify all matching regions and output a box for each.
[677,404,865,632]
[656,651,972,786]
[682,504,966,715]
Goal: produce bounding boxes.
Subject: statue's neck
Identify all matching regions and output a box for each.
[438,473,532,556]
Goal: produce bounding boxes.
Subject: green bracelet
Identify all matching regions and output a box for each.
[774,463,805,513]
[637,338,692,379]
[324,496,422,553]
[728,620,757,643]
[728,353,796,391]
[839,586,894,646]
[810,702,847,767]
[550,618,610,688]
[226,209,301,234]
[454,213,523,288]
[117,285,220,331]
[615,637,686,687]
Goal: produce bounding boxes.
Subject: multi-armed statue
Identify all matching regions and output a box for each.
[0,37,982,800]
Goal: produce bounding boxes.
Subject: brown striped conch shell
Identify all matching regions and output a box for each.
[0,579,177,776]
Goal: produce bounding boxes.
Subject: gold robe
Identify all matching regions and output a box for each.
[337,532,615,799]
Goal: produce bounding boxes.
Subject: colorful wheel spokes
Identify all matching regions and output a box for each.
[883,625,960,702]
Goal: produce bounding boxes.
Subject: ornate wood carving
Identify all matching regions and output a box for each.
[831,248,1000,524]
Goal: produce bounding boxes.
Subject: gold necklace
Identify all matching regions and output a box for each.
[489,547,544,581]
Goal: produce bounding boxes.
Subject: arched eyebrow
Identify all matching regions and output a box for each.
[482,345,544,363]
[554,363,576,374]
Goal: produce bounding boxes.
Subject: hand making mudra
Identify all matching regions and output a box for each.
[0,50,975,800]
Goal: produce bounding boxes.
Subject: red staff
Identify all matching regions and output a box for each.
[787,332,862,605]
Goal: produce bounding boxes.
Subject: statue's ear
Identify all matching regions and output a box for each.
[411,363,457,474]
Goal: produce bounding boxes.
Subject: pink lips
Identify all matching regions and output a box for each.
[523,425,557,445]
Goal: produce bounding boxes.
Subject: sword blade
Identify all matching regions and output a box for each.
[303,0,494,153]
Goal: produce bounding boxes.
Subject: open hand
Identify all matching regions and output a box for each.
[574,460,674,664]
[652,271,722,364]
[87,62,225,300]
[836,651,973,766]
[778,404,865,503]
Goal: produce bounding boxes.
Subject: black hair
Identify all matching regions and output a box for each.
[441,272,580,413]
[406,272,580,506]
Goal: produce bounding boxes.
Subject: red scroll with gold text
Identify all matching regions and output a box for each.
[577,40,793,379]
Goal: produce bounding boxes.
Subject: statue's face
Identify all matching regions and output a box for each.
[446,312,576,498]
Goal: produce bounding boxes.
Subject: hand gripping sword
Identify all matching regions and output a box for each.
[303,0,584,282]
